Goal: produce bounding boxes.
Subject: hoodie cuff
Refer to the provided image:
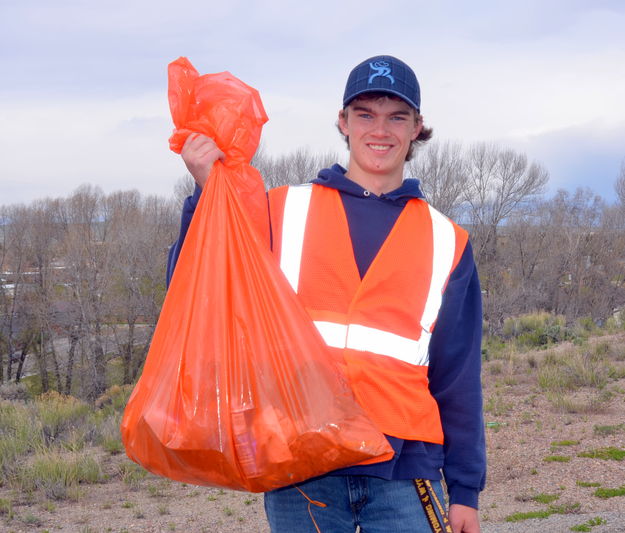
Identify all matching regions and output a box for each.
[448,484,479,509]
[188,184,202,209]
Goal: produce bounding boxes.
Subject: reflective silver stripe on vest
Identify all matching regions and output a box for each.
[313,322,431,367]
[280,185,455,367]
[280,184,313,292]
[421,205,456,332]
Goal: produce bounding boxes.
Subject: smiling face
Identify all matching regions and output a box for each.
[338,95,422,194]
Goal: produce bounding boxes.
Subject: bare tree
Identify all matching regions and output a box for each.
[406,141,466,218]
[0,205,34,384]
[106,191,176,384]
[532,189,621,321]
[254,146,342,189]
[616,158,625,206]
[459,144,549,332]
[23,198,65,390]
[173,174,196,206]
[57,185,113,400]
[464,143,549,265]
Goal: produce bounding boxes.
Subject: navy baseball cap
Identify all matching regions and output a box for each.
[343,55,421,112]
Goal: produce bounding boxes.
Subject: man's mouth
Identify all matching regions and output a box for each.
[368,144,393,152]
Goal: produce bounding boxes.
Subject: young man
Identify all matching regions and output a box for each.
[168,56,485,533]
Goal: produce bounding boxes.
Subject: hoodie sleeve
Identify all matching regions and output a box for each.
[166,184,202,287]
[427,240,486,509]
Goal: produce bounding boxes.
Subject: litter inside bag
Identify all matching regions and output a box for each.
[121,57,392,492]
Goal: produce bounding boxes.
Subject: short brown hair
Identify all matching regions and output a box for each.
[336,93,433,161]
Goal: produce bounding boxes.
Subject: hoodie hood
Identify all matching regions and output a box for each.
[313,163,424,206]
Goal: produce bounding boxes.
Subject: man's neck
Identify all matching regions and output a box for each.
[344,167,404,196]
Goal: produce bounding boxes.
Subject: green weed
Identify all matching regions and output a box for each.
[101,437,123,455]
[147,483,166,498]
[505,509,553,522]
[578,447,625,461]
[576,481,601,487]
[594,423,624,436]
[607,365,625,379]
[41,500,56,512]
[570,516,607,531]
[531,493,559,504]
[484,394,514,416]
[552,440,579,447]
[544,455,571,463]
[0,497,14,519]
[593,486,625,499]
[118,461,147,489]
[21,511,42,526]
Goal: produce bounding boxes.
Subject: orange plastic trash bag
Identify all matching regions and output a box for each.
[121,57,392,492]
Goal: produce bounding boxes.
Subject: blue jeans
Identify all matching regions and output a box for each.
[264,475,449,533]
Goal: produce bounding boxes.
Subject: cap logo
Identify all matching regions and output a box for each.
[368,60,395,85]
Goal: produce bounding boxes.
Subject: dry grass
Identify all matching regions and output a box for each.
[481,332,625,524]
[0,331,624,531]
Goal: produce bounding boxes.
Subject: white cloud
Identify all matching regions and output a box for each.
[1,0,624,205]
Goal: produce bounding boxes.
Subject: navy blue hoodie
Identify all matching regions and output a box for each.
[167,164,486,508]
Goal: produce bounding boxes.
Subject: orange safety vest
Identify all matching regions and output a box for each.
[268,184,468,443]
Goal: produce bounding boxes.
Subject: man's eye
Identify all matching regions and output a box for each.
[358,113,373,119]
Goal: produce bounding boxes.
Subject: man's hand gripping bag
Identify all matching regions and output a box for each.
[121,57,393,492]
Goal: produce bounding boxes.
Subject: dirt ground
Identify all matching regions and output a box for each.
[2,336,624,532]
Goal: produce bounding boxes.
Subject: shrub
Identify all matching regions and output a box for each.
[0,382,30,401]
[95,384,134,416]
[502,312,569,348]
[0,401,43,480]
[546,391,611,414]
[575,316,596,334]
[36,392,92,445]
[16,451,103,500]
[483,394,514,416]
[538,349,609,392]
[94,412,123,454]
[593,341,611,357]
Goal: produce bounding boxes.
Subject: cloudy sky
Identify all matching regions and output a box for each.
[1,0,624,205]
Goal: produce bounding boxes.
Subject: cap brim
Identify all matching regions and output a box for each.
[343,88,420,112]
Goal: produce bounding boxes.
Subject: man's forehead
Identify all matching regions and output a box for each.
[348,94,414,113]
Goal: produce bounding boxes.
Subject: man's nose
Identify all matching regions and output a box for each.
[370,117,388,136]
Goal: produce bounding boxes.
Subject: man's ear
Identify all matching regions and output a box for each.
[411,118,423,141]
[338,109,349,136]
